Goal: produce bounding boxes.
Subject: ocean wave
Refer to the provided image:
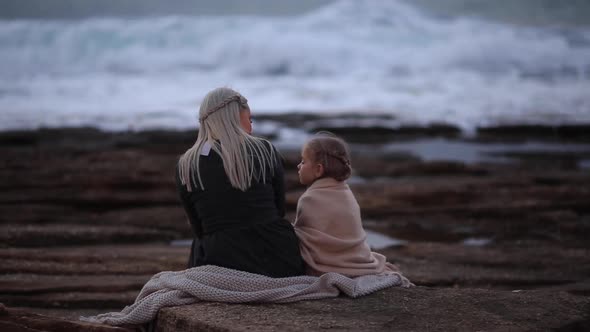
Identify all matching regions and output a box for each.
[1,0,589,131]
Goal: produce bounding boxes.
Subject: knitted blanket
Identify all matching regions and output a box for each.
[80,265,412,326]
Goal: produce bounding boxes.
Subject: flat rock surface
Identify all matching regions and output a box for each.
[156,287,590,332]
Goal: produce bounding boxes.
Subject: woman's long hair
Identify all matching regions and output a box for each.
[178,87,276,192]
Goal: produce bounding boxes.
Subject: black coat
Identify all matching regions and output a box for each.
[175,142,305,278]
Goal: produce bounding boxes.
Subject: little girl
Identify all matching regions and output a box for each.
[294,133,398,277]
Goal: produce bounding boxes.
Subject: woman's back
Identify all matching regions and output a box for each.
[177,142,305,278]
[185,143,283,233]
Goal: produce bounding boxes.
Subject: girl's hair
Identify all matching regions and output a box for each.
[305,132,352,181]
[178,87,276,192]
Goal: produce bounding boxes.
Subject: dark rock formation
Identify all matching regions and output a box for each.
[0,304,136,332]
[1,125,589,331]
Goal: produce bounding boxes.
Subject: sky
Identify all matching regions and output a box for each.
[0,0,334,19]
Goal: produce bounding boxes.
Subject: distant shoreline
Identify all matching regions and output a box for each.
[2,120,590,144]
[2,122,590,168]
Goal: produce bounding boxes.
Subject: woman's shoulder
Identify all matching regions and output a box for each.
[243,136,274,153]
[251,137,283,165]
[256,137,277,152]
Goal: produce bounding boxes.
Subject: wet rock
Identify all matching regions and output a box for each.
[1,126,590,330]
[0,275,150,295]
[0,245,188,276]
[0,224,180,248]
[306,124,461,143]
[357,160,489,177]
[0,303,136,332]
[477,124,590,142]
[379,242,590,289]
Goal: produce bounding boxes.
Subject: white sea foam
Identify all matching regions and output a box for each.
[1,0,589,131]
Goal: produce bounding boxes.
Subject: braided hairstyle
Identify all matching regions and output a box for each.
[305,132,352,182]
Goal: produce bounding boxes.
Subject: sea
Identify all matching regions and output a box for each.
[1,0,590,132]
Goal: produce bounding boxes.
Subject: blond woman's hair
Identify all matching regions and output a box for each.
[178,87,276,192]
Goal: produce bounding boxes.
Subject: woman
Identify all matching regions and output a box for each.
[176,87,305,278]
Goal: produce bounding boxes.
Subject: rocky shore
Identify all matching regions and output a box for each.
[1,119,589,331]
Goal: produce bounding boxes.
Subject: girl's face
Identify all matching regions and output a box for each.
[297,146,323,185]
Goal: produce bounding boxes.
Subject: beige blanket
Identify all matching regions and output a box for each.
[294,178,397,277]
[80,265,411,326]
